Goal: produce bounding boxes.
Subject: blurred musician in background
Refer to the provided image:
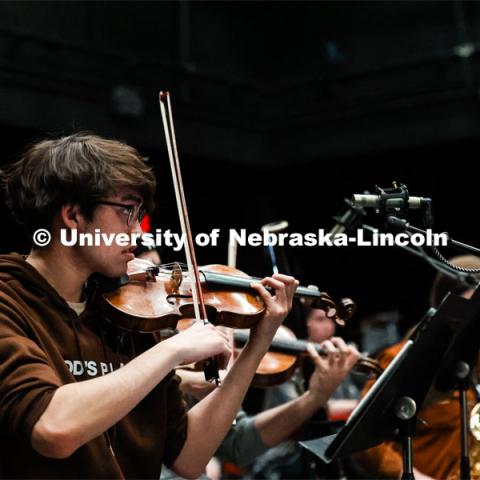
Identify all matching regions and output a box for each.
[354,255,480,480]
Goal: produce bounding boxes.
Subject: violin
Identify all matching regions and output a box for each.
[233,329,383,387]
[92,91,353,385]
[159,320,382,388]
[93,257,355,333]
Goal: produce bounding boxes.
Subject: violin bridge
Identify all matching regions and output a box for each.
[170,262,183,293]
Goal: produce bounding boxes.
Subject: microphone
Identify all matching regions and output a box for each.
[261,220,289,233]
[330,208,359,236]
[352,194,430,210]
[261,221,289,274]
[330,199,366,236]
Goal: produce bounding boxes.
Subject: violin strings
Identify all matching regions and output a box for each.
[157,262,264,282]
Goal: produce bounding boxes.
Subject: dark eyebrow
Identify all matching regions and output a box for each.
[120,194,143,204]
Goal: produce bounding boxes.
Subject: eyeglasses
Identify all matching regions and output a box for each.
[98,200,146,226]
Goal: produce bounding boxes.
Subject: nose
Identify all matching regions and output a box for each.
[130,219,143,236]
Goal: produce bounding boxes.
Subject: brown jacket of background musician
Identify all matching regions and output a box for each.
[354,341,475,480]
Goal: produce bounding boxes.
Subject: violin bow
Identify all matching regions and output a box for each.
[159,91,220,385]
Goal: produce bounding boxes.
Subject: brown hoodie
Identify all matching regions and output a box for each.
[0,253,187,479]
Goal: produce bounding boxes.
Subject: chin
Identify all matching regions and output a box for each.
[99,262,129,278]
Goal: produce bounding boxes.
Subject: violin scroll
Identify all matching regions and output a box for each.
[305,290,356,327]
[336,297,356,326]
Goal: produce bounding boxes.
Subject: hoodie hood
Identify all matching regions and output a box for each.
[0,252,72,313]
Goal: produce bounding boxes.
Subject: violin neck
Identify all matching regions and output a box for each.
[201,271,320,299]
[234,330,325,357]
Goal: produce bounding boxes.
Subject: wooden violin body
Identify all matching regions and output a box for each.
[234,329,383,387]
[94,258,350,333]
[250,348,299,388]
[97,259,265,332]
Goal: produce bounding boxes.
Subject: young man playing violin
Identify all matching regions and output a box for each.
[0,133,357,479]
[134,245,360,478]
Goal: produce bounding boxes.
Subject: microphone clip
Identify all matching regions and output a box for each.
[374,182,410,218]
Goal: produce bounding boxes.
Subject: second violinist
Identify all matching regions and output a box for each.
[0,133,301,479]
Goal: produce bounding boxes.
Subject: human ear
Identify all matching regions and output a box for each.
[60,204,83,230]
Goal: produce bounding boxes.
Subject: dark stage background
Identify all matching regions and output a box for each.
[1,1,479,342]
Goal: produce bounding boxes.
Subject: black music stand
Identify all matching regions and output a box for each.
[433,287,480,480]
[300,289,480,480]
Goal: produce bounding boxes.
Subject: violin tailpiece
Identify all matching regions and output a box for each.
[170,262,183,293]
